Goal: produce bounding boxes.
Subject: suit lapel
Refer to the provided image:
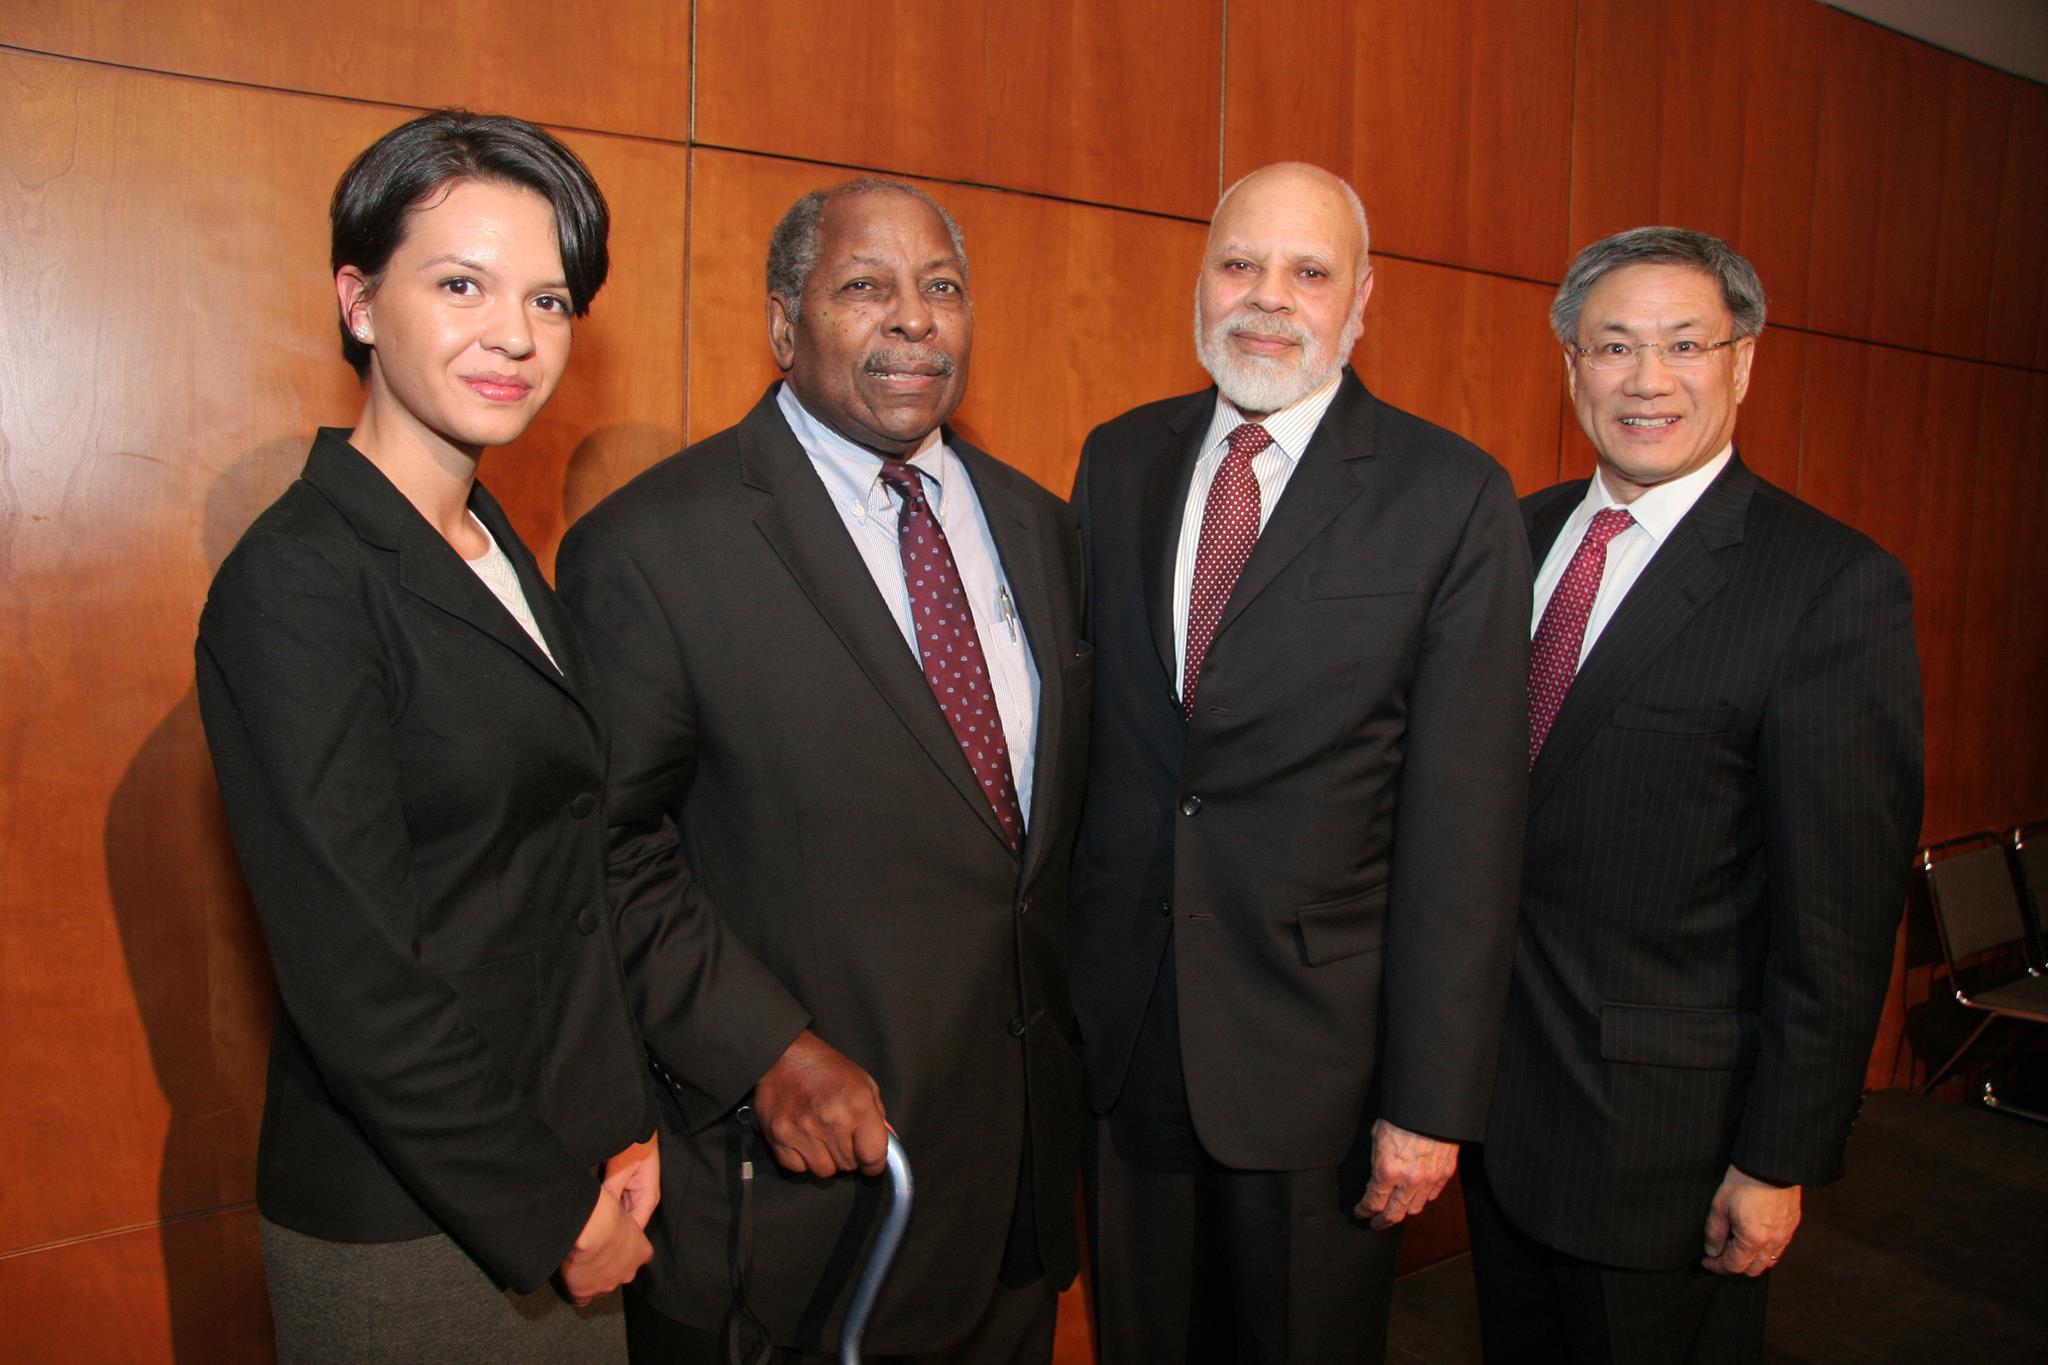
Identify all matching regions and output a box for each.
[742,393,1016,855]
[468,482,592,697]
[959,440,1065,882]
[302,430,591,719]
[1138,396,1211,683]
[1528,457,1755,812]
[1211,371,1373,640]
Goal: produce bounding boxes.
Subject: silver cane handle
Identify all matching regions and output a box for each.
[836,1134,914,1365]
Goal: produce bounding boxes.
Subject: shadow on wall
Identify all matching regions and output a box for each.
[103,436,302,1361]
[562,422,686,530]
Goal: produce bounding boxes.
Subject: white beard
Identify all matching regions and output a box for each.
[1195,302,1359,416]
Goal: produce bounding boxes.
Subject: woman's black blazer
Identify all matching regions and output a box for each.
[196,429,652,1292]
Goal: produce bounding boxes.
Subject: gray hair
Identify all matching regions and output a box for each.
[1214,163,1371,264]
[765,178,969,322]
[1550,226,1767,343]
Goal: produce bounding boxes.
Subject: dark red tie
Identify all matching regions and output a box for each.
[1528,506,1634,765]
[875,460,1023,850]
[1183,423,1272,720]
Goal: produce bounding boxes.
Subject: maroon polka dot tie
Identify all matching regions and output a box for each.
[875,460,1024,850]
[1183,422,1272,720]
[1527,506,1634,766]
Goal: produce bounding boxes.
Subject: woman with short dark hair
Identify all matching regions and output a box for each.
[196,109,655,1362]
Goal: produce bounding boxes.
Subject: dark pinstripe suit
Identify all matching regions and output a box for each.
[1476,454,1922,1281]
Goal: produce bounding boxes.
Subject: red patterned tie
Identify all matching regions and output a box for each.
[1183,422,1272,720]
[1528,506,1634,766]
[875,460,1024,850]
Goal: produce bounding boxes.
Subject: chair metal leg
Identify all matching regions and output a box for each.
[1979,1079,2048,1125]
[1921,1014,1997,1094]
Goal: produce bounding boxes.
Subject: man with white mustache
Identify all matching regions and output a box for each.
[1067,161,1531,1363]
[559,179,1089,1364]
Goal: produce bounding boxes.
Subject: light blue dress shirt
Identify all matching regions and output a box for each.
[777,384,1041,827]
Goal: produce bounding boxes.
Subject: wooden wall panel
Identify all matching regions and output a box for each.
[0,1208,269,1363]
[0,49,685,1257]
[1568,0,1824,328]
[985,0,1223,218]
[1808,12,2005,358]
[683,148,1209,495]
[1,50,349,1254]
[694,0,987,183]
[947,195,1209,491]
[1797,338,1983,842]
[1224,0,1576,283]
[694,0,1221,220]
[1986,81,2048,370]
[1952,370,2048,830]
[1730,326,1808,495]
[0,0,690,140]
[1925,66,2012,362]
[1808,14,1939,352]
[1359,257,1562,494]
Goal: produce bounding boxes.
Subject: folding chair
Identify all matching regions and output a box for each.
[2010,819,2048,970]
[1918,833,2048,1121]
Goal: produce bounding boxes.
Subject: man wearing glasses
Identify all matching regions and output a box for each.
[1464,227,1924,1363]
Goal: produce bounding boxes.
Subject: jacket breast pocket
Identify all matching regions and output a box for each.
[1293,884,1389,967]
[1601,1002,1758,1070]
[1607,699,1738,736]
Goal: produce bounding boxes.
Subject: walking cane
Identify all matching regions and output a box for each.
[836,1133,914,1365]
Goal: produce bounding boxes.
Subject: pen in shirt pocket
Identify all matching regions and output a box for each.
[997,586,1019,643]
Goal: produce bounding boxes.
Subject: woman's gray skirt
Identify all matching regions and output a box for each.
[260,1217,626,1364]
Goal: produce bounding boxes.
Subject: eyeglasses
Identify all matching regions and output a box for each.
[1571,338,1741,370]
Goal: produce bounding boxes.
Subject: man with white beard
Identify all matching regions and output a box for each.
[1067,162,1531,1364]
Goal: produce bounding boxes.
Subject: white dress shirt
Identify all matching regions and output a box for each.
[778,384,1041,826]
[1172,375,1345,699]
[1530,444,1734,664]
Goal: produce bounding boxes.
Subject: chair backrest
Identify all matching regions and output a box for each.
[2012,821,2048,967]
[1921,835,2030,974]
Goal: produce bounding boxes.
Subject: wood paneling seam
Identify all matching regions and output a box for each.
[0,1202,257,1261]
[0,44,694,149]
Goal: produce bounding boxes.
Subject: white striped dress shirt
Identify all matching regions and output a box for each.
[1172,376,1344,700]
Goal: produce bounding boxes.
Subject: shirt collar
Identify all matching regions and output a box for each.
[1572,442,1735,547]
[1200,371,1345,466]
[778,382,953,513]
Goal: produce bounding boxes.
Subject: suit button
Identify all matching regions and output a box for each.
[1018,896,1032,916]
[575,907,601,935]
[1008,1016,1028,1037]
[1180,795,1202,816]
[1159,898,1172,917]
[570,792,597,818]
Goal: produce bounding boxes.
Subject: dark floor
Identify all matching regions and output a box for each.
[1387,1088,2048,1364]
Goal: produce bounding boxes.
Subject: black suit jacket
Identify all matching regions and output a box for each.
[1068,371,1530,1168]
[556,389,1089,1354]
[195,429,653,1293]
[1482,454,1924,1270]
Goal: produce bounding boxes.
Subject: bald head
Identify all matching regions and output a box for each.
[1195,162,1373,417]
[1211,162,1370,274]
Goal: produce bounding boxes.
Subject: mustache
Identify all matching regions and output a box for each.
[863,347,957,376]
[1216,311,1311,346]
